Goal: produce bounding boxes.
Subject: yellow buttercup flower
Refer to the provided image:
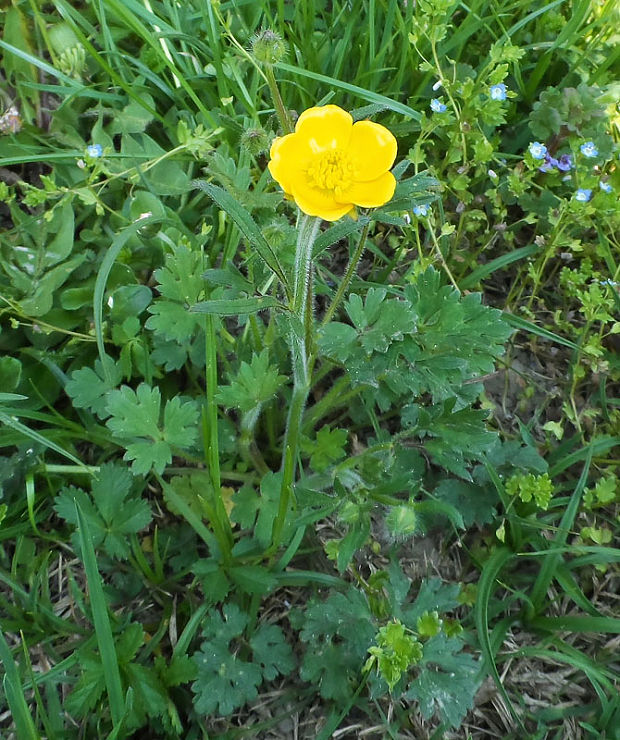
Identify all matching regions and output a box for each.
[268,105,397,221]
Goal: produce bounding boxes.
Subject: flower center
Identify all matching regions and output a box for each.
[307,149,354,191]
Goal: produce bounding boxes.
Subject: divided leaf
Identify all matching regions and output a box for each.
[291,588,375,702]
[106,383,199,474]
[216,350,286,413]
[145,245,204,343]
[65,358,122,419]
[54,462,151,559]
[192,603,293,716]
[301,426,348,472]
[405,635,479,728]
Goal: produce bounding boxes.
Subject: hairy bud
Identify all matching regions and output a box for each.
[240,128,270,156]
[250,29,287,65]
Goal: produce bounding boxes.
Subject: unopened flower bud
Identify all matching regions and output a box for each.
[58,45,86,79]
[251,29,287,65]
[240,127,270,156]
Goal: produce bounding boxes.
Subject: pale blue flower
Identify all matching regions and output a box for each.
[575,188,592,202]
[86,144,102,158]
[599,181,613,193]
[528,142,547,160]
[489,84,507,101]
[580,141,598,158]
[430,99,447,113]
[413,204,429,217]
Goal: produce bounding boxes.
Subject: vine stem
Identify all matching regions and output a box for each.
[272,214,321,550]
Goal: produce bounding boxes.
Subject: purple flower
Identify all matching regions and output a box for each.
[539,154,558,172]
[556,154,573,171]
[538,152,573,173]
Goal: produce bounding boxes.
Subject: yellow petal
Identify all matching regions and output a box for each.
[291,181,353,221]
[295,105,353,154]
[268,133,313,194]
[348,120,397,181]
[336,171,396,208]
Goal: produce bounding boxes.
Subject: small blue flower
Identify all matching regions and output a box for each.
[413,204,429,217]
[86,144,103,158]
[529,142,547,160]
[556,154,573,172]
[575,188,592,202]
[580,141,598,158]
[430,99,447,113]
[599,181,613,193]
[489,83,507,101]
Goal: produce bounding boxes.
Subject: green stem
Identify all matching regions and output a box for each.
[272,215,321,550]
[321,220,370,326]
[204,314,234,562]
[264,64,293,134]
[429,226,459,291]
[302,376,362,433]
[240,406,270,476]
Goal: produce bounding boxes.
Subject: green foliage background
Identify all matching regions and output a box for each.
[0,0,618,737]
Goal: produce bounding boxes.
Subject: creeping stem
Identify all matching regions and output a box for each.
[273,214,321,548]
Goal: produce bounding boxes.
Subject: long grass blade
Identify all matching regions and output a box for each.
[0,631,40,740]
[74,502,125,728]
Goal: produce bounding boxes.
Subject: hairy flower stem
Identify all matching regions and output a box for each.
[264,65,293,135]
[272,214,321,550]
[321,220,370,327]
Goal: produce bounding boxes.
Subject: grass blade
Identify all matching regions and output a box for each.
[276,62,422,121]
[529,615,620,633]
[94,216,163,380]
[190,296,282,315]
[0,411,87,469]
[0,631,40,740]
[460,245,539,290]
[74,501,125,728]
[530,449,593,613]
[474,546,524,728]
[502,313,580,350]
